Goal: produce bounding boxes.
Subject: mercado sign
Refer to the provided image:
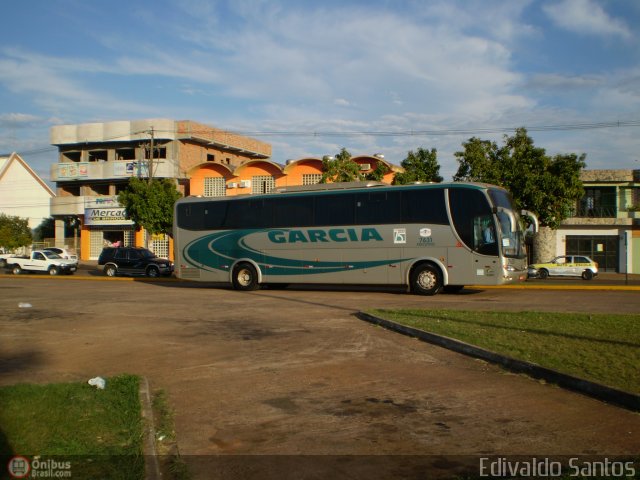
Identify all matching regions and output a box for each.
[84,207,134,226]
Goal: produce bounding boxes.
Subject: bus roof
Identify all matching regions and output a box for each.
[177,181,505,204]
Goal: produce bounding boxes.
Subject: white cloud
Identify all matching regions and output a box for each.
[2,0,637,177]
[0,48,151,116]
[527,73,605,90]
[168,2,531,122]
[333,99,352,107]
[543,0,632,39]
[0,112,42,127]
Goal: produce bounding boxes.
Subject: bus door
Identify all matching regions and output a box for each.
[447,189,501,284]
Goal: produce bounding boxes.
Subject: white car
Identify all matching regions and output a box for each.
[9,250,78,275]
[528,255,599,280]
[42,247,78,261]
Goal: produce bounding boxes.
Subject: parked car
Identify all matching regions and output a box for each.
[42,247,78,261]
[98,247,173,277]
[0,252,17,268]
[8,250,78,275]
[528,255,598,280]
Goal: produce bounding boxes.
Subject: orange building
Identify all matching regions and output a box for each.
[187,154,401,197]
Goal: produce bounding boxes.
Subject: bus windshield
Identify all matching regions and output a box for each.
[488,188,526,259]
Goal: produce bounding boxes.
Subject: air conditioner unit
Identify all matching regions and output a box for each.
[359,163,371,171]
[228,182,238,188]
[239,180,252,188]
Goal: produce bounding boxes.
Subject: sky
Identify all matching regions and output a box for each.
[1,0,639,183]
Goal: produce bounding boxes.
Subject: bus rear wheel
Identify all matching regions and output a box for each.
[410,263,443,296]
[232,263,259,291]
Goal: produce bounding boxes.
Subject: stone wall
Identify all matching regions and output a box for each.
[532,226,557,263]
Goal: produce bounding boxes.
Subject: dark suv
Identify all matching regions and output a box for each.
[98,247,174,278]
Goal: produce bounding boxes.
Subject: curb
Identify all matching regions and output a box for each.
[477,284,640,291]
[356,312,640,412]
[0,273,178,282]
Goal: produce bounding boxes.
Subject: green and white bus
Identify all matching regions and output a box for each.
[173,181,537,295]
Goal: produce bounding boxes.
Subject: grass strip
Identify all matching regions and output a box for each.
[0,374,144,479]
[370,309,640,394]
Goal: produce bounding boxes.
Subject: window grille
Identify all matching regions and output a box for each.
[151,233,170,259]
[124,230,134,246]
[302,174,322,185]
[90,230,104,258]
[204,177,226,197]
[252,175,275,194]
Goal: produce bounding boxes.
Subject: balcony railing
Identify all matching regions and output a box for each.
[50,159,177,182]
[569,206,617,218]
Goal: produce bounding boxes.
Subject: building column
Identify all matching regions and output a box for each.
[54,218,65,247]
[621,230,632,274]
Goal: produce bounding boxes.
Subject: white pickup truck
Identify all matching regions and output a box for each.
[0,252,15,268]
[8,250,78,275]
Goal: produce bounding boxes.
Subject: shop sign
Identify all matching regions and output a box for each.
[58,162,89,179]
[84,207,134,225]
[114,161,149,177]
[85,196,119,208]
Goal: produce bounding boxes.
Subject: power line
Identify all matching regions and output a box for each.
[8,119,640,157]
[235,120,640,137]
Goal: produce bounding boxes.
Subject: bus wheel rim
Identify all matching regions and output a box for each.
[238,269,252,286]
[418,271,435,289]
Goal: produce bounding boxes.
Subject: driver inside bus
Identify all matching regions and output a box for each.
[483,223,496,243]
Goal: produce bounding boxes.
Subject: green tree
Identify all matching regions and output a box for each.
[0,214,32,251]
[453,128,586,229]
[364,160,389,182]
[365,161,390,182]
[393,147,443,184]
[321,148,390,183]
[33,217,56,242]
[320,148,363,183]
[118,178,182,241]
[33,217,76,242]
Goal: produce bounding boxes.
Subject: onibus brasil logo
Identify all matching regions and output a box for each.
[7,456,72,478]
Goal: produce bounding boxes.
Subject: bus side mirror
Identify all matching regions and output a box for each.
[521,210,539,234]
[496,207,517,233]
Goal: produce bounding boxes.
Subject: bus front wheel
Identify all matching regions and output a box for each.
[232,263,259,291]
[410,263,443,296]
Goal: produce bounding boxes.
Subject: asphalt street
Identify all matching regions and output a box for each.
[0,272,638,479]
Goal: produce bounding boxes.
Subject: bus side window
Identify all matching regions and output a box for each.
[401,189,448,224]
[202,202,226,230]
[315,193,355,227]
[356,192,401,225]
[273,196,314,228]
[178,203,206,230]
[225,200,265,229]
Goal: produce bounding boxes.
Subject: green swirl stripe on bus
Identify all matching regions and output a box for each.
[183,229,407,276]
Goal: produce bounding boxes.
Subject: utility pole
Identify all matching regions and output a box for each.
[148,126,155,184]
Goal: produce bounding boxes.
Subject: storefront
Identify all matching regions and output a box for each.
[82,196,136,260]
[78,196,172,261]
